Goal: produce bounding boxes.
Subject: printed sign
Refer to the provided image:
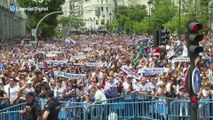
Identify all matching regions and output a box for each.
[54,71,86,80]
[85,62,103,67]
[173,58,190,62]
[120,66,140,80]
[71,55,86,60]
[138,68,169,74]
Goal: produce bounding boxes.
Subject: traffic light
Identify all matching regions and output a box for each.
[186,20,203,120]
[186,20,204,58]
[160,29,170,45]
[153,29,160,47]
[191,96,198,103]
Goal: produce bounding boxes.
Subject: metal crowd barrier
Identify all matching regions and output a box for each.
[168,99,213,120]
[0,102,25,120]
[199,100,213,120]
[0,95,212,120]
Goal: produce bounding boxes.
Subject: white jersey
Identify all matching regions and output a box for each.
[4,84,20,101]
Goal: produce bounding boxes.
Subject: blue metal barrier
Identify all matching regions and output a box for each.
[169,100,213,120]
[0,103,25,120]
[169,100,191,120]
[0,95,212,120]
[87,101,167,120]
[199,100,213,120]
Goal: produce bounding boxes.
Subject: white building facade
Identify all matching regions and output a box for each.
[0,0,27,41]
[82,0,115,30]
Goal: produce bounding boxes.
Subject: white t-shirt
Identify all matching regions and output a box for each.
[146,82,155,92]
[136,83,149,92]
[95,90,106,104]
[104,79,118,92]
[54,85,66,97]
[208,69,213,84]
[123,82,130,93]
[92,71,103,81]
[181,45,188,57]
[4,84,20,101]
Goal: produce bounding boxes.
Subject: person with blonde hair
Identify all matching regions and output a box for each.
[90,86,106,104]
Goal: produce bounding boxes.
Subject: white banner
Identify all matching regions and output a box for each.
[173,57,190,62]
[138,68,169,74]
[47,51,62,55]
[83,47,93,51]
[54,71,86,80]
[48,59,68,66]
[71,54,86,60]
[120,66,140,80]
[85,62,103,67]
[46,54,57,57]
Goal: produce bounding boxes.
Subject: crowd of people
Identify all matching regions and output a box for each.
[0,33,212,110]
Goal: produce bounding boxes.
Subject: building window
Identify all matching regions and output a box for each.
[107,20,109,24]
[106,0,108,3]
[97,0,99,3]
[101,0,103,3]
[85,0,89,2]
[101,7,103,11]
[96,20,99,25]
[106,7,108,11]
[101,19,105,25]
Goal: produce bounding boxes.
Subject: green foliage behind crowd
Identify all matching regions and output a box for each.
[111,0,211,34]
[18,0,211,37]
[18,0,65,38]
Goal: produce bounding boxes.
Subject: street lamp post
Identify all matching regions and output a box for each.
[130,6,133,34]
[109,12,112,34]
[35,11,63,47]
[103,15,105,30]
[147,0,152,36]
[209,0,213,31]
[89,18,92,30]
[93,17,95,30]
[178,0,181,40]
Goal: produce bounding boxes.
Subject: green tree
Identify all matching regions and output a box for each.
[151,0,178,29]
[58,17,85,31]
[111,5,148,34]
[164,14,188,34]
[69,17,85,30]
[18,0,65,38]
[58,16,70,27]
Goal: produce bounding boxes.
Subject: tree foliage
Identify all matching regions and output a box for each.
[58,16,85,30]
[18,0,65,38]
[111,0,210,34]
[151,0,178,29]
[111,5,148,34]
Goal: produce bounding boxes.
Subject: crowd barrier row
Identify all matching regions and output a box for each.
[0,94,212,120]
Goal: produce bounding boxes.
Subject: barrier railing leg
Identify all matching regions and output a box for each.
[83,109,87,120]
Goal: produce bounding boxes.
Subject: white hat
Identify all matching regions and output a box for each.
[42,79,48,83]
[166,45,170,50]
[27,80,32,84]
[0,74,4,78]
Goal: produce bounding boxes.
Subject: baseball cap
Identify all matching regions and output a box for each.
[45,90,54,97]
[25,92,34,98]
[27,80,32,84]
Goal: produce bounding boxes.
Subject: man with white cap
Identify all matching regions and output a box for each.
[24,80,35,94]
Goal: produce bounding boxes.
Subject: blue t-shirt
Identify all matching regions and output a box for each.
[63,85,78,100]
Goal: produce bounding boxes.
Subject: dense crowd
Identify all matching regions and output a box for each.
[0,33,212,109]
